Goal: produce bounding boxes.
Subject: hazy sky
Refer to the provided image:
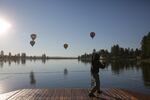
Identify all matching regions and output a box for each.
[0,0,150,57]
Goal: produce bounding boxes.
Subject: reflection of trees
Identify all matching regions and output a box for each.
[111,60,138,74]
[78,58,91,65]
[30,71,36,85]
[79,59,109,68]
[140,63,150,87]
[111,60,150,87]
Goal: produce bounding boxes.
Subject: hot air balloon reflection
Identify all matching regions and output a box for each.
[90,32,95,39]
[30,40,35,47]
[31,34,37,40]
[64,43,68,49]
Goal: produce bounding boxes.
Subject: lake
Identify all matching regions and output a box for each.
[0,59,150,94]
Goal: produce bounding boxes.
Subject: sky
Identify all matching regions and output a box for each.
[0,0,150,57]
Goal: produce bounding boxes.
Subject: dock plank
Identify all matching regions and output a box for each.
[0,88,137,100]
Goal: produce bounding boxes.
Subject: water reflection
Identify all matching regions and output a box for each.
[21,59,26,65]
[42,59,46,64]
[0,59,150,94]
[140,63,150,87]
[79,59,150,88]
[64,68,68,76]
[0,61,4,68]
[78,58,91,65]
[110,60,139,74]
[0,59,48,67]
[30,71,36,85]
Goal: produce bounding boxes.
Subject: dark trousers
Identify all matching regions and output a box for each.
[91,73,100,93]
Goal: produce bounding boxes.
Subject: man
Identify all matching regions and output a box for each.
[89,53,105,97]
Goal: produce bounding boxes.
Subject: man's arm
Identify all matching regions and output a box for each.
[99,62,105,69]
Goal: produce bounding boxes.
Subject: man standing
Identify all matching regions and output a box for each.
[89,53,105,97]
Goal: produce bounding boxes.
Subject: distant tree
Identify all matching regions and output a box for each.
[110,44,140,58]
[99,49,105,56]
[119,47,124,57]
[135,48,141,57]
[130,48,134,57]
[99,49,110,59]
[111,44,120,57]
[141,32,150,58]
[124,48,129,57]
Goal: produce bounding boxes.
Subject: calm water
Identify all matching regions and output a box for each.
[0,59,150,94]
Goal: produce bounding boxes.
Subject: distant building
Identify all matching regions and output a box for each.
[21,53,26,58]
[9,52,11,57]
[1,50,4,57]
[42,54,46,59]
[17,53,20,58]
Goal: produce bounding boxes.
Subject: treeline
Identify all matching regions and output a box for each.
[79,45,141,60]
[141,32,150,59]
[110,45,141,59]
[79,32,150,60]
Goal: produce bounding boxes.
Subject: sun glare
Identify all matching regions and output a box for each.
[0,18,11,35]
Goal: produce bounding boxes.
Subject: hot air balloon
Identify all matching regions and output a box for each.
[90,32,95,39]
[64,43,68,49]
[30,40,35,47]
[31,34,37,40]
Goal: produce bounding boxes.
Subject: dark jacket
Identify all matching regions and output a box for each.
[91,60,105,74]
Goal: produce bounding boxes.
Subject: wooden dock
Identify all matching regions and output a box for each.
[0,88,137,100]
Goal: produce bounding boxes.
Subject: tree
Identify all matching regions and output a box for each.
[111,44,120,57]
[141,32,150,58]
[135,48,141,57]
[99,49,110,59]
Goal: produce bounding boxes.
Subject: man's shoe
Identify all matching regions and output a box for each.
[97,90,103,94]
[88,92,96,97]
